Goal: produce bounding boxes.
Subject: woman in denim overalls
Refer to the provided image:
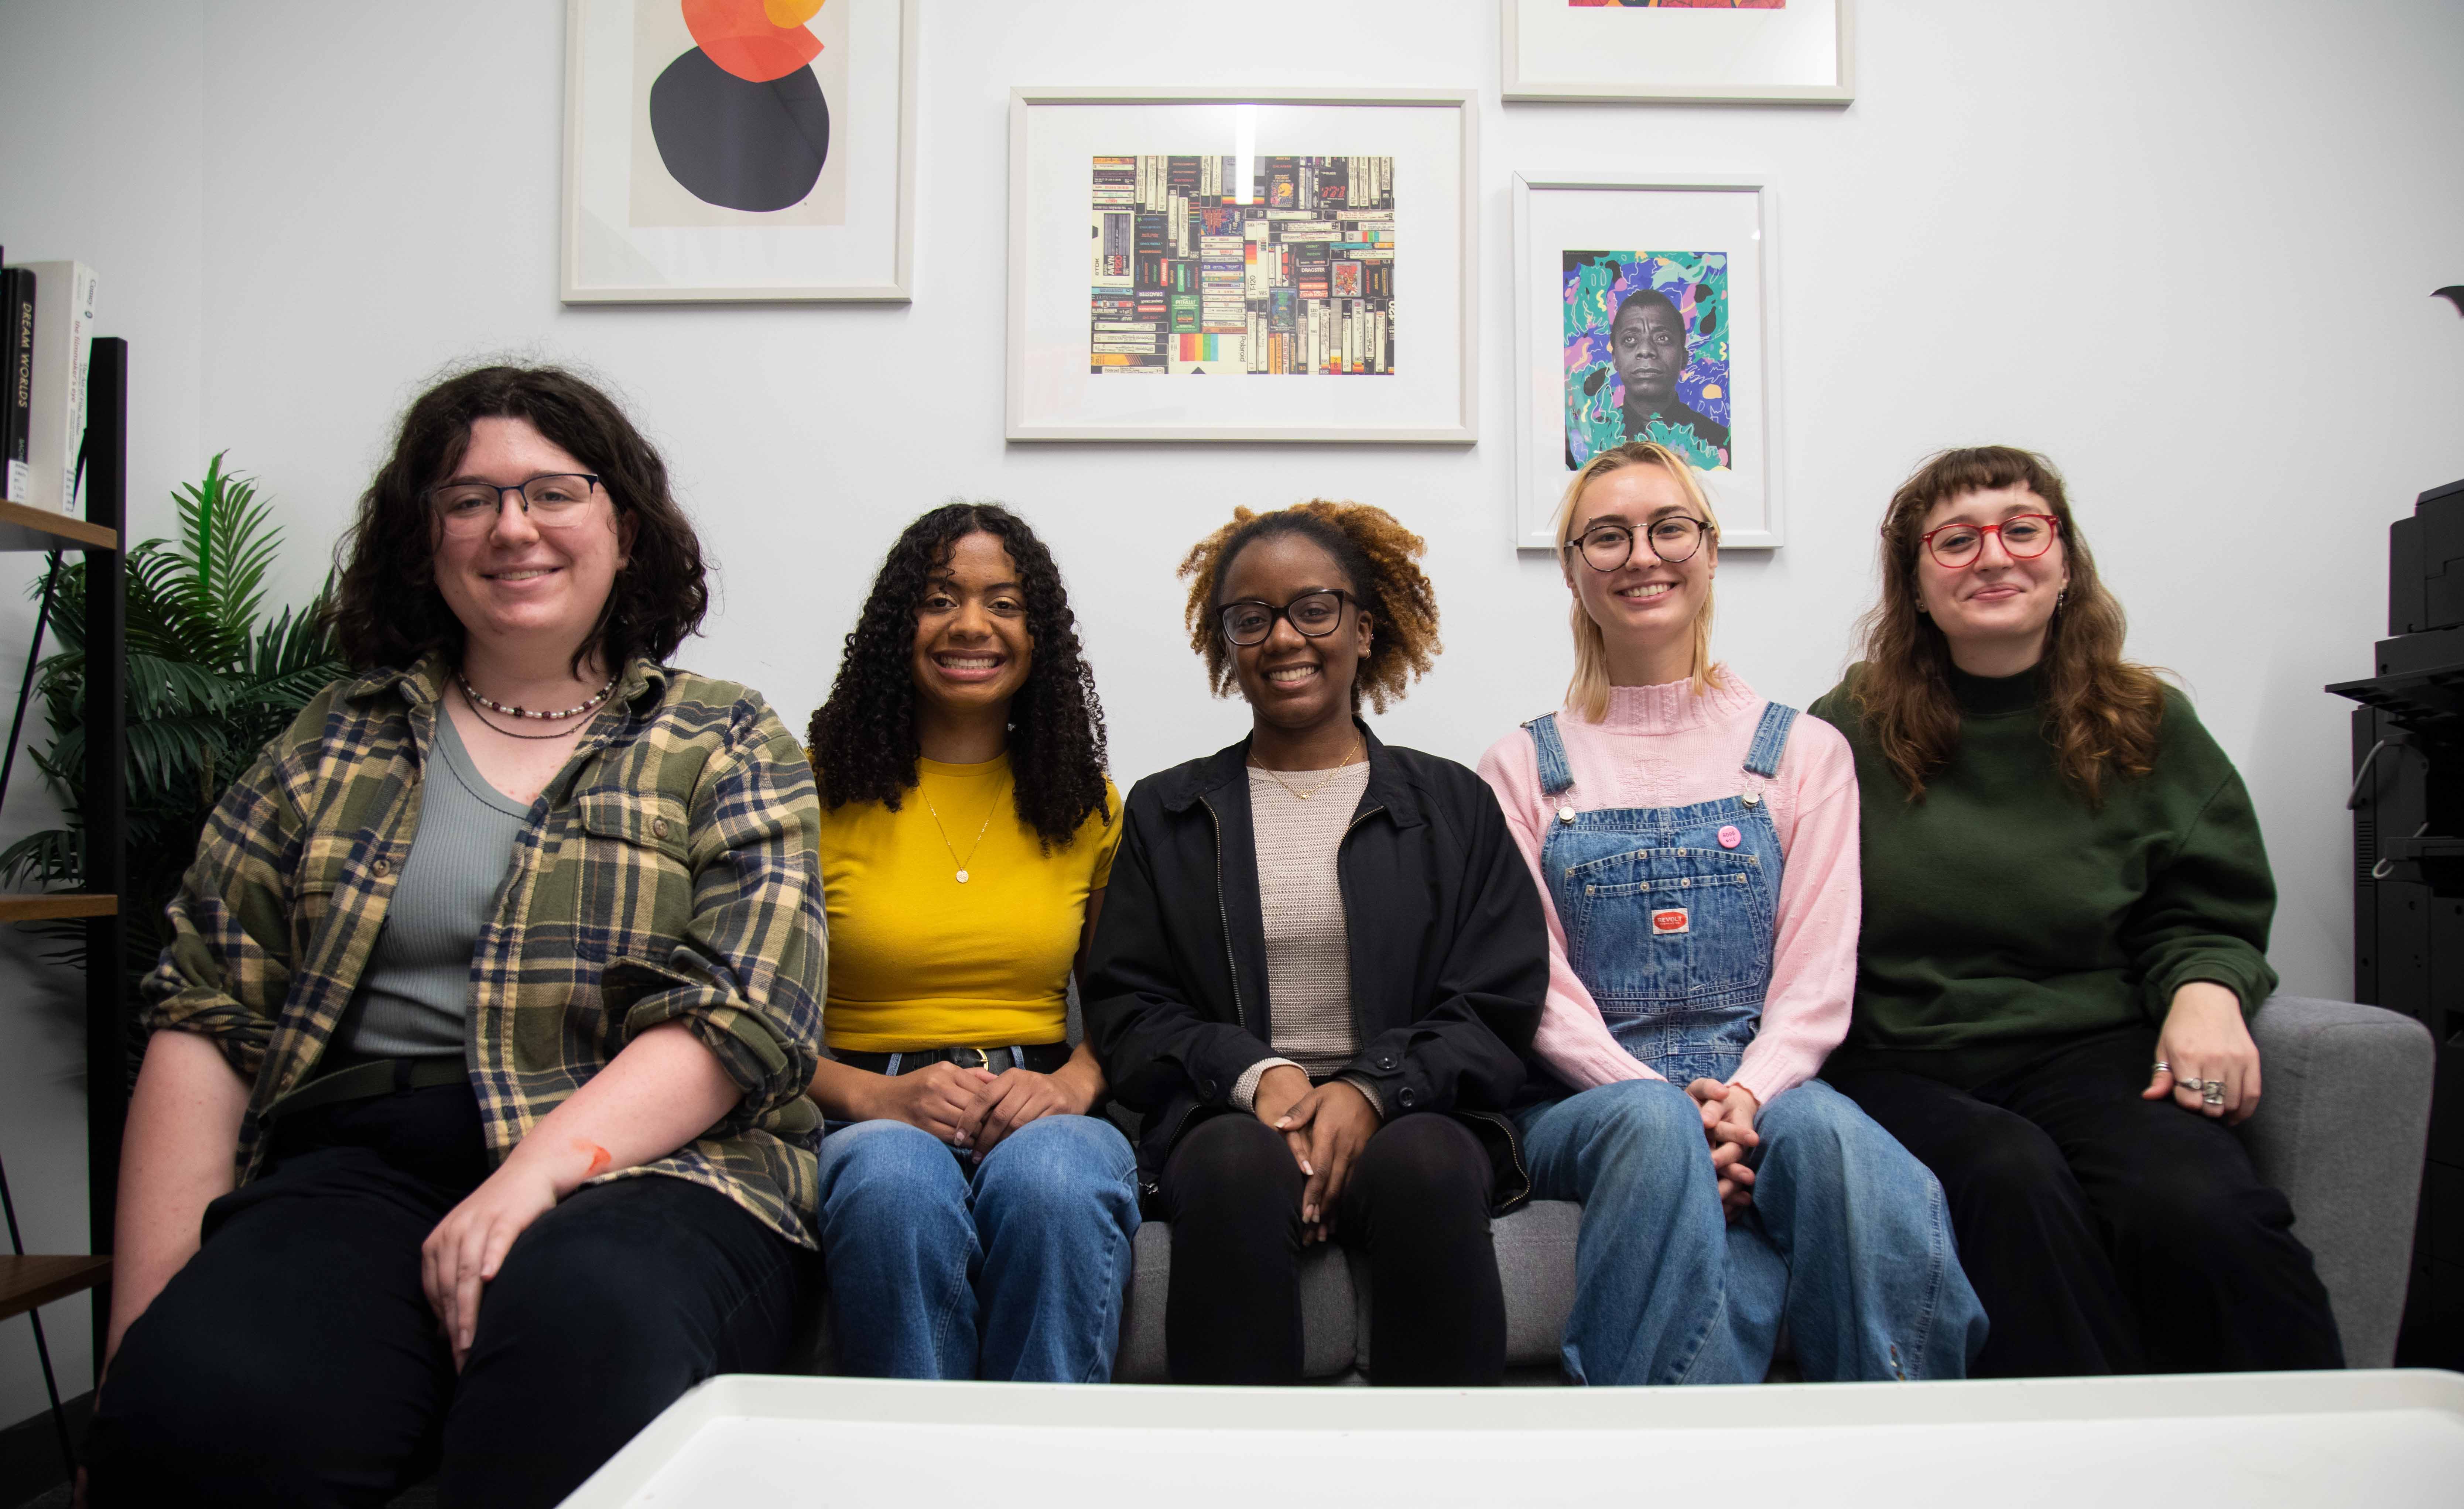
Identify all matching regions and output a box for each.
[1476,440,1986,1384]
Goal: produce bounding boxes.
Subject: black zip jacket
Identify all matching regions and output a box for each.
[1084,723,1548,1212]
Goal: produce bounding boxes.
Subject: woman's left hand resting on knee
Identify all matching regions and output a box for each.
[422,1020,740,1369]
[1276,1081,1381,1245]
[2142,980,2261,1124]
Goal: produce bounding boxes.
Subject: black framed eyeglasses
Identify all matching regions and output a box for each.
[424,473,603,535]
[1564,515,1712,572]
[1218,589,1356,648]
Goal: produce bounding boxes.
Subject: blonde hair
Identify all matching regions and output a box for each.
[1553,440,1724,720]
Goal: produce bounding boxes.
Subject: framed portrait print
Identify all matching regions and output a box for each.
[1006,88,1477,444]
[562,0,917,302]
[1501,0,1855,105]
[1512,174,1783,549]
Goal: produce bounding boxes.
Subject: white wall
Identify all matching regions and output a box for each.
[2,0,2460,1424]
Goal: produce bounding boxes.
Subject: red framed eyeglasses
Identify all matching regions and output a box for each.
[1917,513,2060,569]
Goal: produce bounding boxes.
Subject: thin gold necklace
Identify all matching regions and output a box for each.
[1249,737,1364,801]
[920,772,1009,883]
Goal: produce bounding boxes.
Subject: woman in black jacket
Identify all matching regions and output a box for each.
[1084,501,1548,1385]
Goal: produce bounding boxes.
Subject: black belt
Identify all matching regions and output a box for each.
[831,1043,1072,1077]
[263,1056,468,1123]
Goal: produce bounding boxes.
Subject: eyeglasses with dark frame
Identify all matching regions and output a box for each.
[1218,589,1358,648]
[1917,512,2060,569]
[424,473,604,536]
[1563,515,1712,572]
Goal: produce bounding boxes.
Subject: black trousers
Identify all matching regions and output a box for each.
[86,1084,817,1508]
[1825,1027,2344,1377]
[1151,1109,1506,1385]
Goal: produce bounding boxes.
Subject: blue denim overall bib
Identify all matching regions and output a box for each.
[1512,699,1988,1385]
[1526,702,1794,1085]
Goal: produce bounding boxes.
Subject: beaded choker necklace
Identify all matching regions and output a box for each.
[456,671,616,721]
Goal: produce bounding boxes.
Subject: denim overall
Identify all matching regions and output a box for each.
[1526,702,1792,1085]
[1513,701,1988,1385]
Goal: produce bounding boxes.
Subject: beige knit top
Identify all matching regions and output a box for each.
[1231,763,1377,1111]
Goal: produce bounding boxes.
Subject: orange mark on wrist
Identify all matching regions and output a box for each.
[574,1139,612,1176]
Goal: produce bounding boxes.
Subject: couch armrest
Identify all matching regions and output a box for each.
[2240,994,2434,1367]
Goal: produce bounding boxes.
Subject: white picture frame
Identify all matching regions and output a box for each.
[1006,88,1478,445]
[1501,0,1855,106]
[561,0,917,303]
[1512,173,1784,550]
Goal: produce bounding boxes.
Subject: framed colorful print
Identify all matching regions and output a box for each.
[1501,0,1854,105]
[561,0,917,302]
[1006,88,1477,444]
[1512,174,1783,549]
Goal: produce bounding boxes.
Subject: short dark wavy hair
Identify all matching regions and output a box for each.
[329,364,709,674]
[1177,500,1441,713]
[806,503,1110,849]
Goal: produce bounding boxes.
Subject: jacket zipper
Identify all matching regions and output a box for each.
[1337,803,1385,1056]
[1199,793,1250,1035]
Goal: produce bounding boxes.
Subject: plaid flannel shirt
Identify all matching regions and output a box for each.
[140,655,829,1247]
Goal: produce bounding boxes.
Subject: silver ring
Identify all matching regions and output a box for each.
[2178,1077,2209,1093]
[2152,1060,2170,1076]
[2204,1086,2226,1107]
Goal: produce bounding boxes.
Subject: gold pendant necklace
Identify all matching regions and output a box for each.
[1249,737,1363,801]
[921,773,1009,883]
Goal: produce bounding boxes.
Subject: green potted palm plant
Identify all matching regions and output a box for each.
[0,454,345,1064]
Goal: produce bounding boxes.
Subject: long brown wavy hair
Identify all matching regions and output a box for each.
[1177,500,1441,713]
[1849,446,2167,802]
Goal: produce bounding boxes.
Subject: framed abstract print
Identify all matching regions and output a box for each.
[1512,174,1783,549]
[1501,0,1854,105]
[1006,88,1477,444]
[562,0,917,302]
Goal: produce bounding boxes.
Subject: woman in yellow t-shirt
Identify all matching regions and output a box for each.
[806,503,1135,1382]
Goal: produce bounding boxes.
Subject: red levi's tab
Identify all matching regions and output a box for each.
[1652,907,1690,936]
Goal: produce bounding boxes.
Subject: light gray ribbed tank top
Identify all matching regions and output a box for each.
[340,709,531,1059]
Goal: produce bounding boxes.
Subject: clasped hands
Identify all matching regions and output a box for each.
[1255,1063,1380,1246]
[863,1058,1104,1159]
[1683,1078,1761,1221]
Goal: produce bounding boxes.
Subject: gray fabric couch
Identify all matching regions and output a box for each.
[809,995,2434,1381]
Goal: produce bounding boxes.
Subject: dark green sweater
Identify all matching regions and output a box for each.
[1810,663,2278,1090]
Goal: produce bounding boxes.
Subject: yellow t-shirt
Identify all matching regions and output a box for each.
[819,754,1123,1052]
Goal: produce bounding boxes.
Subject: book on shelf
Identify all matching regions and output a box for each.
[4,259,97,515]
[3,265,33,506]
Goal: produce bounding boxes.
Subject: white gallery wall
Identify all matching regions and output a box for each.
[0,0,2460,1422]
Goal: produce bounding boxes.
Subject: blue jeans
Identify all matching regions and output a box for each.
[1516,1076,1987,1385]
[816,1114,1139,1381]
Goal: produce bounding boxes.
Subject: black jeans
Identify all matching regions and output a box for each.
[1151,1108,1506,1385]
[86,1083,817,1508]
[1825,1027,2344,1377]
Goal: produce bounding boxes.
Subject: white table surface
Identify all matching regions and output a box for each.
[563,1368,2464,1508]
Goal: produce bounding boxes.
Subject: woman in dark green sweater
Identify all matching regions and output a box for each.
[1811,445,2342,1377]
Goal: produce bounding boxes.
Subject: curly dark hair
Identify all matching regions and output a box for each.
[329,364,709,674]
[806,503,1111,849]
[1177,500,1441,713]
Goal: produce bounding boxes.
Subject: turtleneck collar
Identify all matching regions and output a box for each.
[1574,666,1762,734]
[1947,662,2042,716]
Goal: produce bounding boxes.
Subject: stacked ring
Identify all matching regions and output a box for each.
[2204,1085,2227,1107]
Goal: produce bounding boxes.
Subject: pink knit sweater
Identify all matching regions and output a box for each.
[1474,671,1861,1106]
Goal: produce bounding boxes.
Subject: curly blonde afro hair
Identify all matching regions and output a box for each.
[1176,499,1441,713]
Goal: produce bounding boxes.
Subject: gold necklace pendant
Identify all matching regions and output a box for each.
[921,772,1009,883]
[1252,737,1364,801]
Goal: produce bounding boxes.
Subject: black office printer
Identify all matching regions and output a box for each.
[2330,476,2464,1366]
